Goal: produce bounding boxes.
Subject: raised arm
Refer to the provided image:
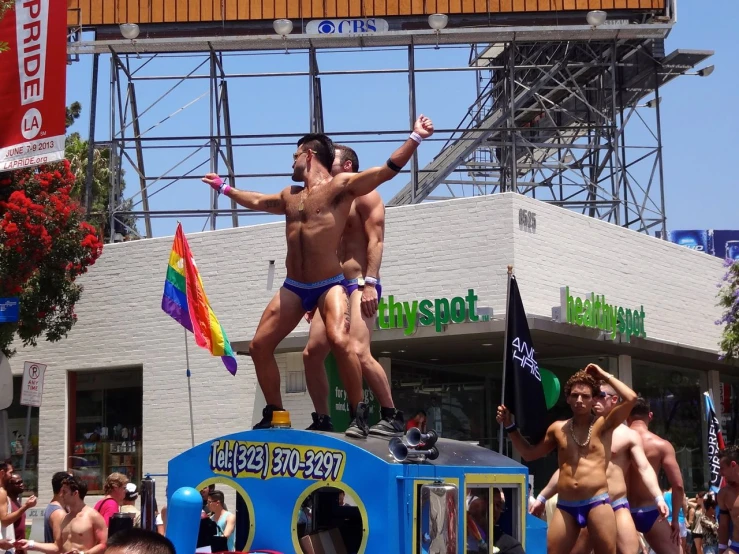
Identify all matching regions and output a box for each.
[496,405,557,462]
[343,116,434,198]
[201,174,286,215]
[629,433,669,517]
[584,364,637,432]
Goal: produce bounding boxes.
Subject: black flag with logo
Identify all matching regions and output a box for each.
[503,276,548,444]
[704,392,725,493]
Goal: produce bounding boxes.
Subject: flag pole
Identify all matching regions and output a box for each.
[185,327,195,448]
[499,265,514,454]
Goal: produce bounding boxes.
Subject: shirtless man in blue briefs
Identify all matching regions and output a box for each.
[529,382,669,554]
[202,116,434,438]
[497,364,637,554]
[302,144,404,438]
[627,397,683,554]
[716,445,739,554]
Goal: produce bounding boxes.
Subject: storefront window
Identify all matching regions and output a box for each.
[4,376,39,495]
[632,360,705,493]
[392,362,487,444]
[68,368,143,494]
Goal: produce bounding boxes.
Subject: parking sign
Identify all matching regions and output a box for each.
[21,362,47,407]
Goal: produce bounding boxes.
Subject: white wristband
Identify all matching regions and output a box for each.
[364,276,378,286]
[537,494,547,504]
[409,132,423,144]
[28,540,35,549]
[655,494,664,505]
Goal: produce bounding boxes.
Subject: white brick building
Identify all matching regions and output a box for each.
[3,192,732,503]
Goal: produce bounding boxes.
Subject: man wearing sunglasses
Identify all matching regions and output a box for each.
[528,381,669,554]
[301,143,404,438]
[202,115,434,438]
[0,463,36,554]
[497,363,637,554]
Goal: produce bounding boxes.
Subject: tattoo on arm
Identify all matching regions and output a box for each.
[265,200,280,208]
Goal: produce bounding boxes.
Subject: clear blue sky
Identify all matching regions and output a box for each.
[65,0,737,239]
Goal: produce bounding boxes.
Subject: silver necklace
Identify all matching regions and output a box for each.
[569,416,594,448]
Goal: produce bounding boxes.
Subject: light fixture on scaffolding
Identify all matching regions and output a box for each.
[273,19,294,54]
[119,23,141,58]
[427,14,448,50]
[586,10,607,28]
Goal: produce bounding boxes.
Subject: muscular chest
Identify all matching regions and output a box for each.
[285,187,344,222]
[66,516,90,538]
[610,436,631,465]
[557,424,608,460]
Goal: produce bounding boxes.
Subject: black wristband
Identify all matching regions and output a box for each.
[505,423,518,433]
[386,158,403,173]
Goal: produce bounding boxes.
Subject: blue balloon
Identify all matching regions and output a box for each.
[165,487,203,554]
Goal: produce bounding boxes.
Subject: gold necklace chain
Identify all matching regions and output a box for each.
[569,416,594,448]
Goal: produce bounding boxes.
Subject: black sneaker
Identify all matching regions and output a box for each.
[306,413,334,431]
[345,402,369,439]
[252,404,283,429]
[370,408,405,437]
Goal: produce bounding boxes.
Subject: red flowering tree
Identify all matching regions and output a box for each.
[0,161,103,357]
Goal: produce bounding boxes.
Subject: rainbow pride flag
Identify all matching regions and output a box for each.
[161,223,237,375]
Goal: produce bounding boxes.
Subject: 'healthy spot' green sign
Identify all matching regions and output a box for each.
[559,286,646,342]
[377,289,488,335]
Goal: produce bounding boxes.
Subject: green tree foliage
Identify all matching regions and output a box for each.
[718,259,739,362]
[0,162,103,357]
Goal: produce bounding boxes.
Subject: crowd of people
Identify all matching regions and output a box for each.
[499,363,739,554]
[0,466,192,554]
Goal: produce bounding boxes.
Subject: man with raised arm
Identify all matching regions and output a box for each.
[717,445,739,554]
[302,143,403,437]
[202,116,434,438]
[496,363,637,554]
[626,397,683,554]
[529,380,668,554]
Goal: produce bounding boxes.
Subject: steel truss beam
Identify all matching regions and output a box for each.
[93,34,709,240]
[388,41,712,236]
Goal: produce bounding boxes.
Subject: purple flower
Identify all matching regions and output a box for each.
[719,354,726,361]
[724,258,734,268]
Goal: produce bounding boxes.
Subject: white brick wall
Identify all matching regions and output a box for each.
[509,194,725,351]
[8,192,724,501]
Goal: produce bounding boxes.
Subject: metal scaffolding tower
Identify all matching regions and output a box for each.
[388,41,712,236]
[67,20,712,241]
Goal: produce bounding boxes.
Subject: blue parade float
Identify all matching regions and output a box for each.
[164,419,547,554]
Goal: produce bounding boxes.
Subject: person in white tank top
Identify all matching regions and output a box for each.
[0,497,15,554]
